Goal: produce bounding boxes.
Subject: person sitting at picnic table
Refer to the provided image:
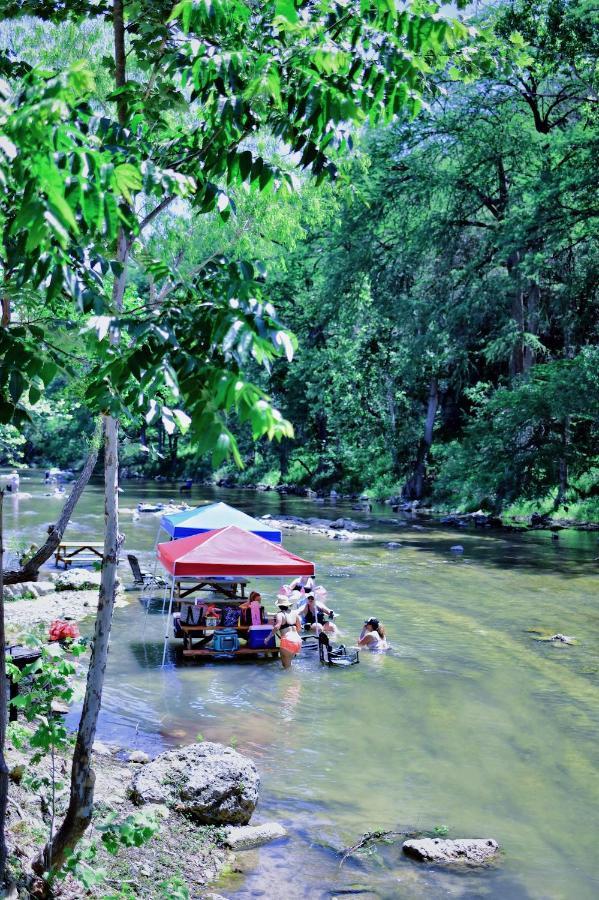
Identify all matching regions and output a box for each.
[357,617,389,651]
[239,591,265,627]
[296,592,335,634]
[265,596,302,669]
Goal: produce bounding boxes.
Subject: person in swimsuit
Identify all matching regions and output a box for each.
[358,617,389,651]
[265,596,302,669]
[296,593,335,635]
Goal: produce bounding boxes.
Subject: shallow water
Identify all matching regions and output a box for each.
[3,472,599,899]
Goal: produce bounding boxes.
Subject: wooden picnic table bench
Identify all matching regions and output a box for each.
[55,541,104,569]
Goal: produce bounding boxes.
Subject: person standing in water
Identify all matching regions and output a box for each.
[358,618,389,651]
[297,593,335,635]
[266,596,302,669]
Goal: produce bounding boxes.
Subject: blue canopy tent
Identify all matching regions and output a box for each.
[159,501,282,543]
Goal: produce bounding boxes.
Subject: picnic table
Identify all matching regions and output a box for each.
[176,578,248,600]
[55,541,104,568]
[179,624,278,658]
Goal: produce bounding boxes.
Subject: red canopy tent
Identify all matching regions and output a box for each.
[157,524,314,577]
[157,525,315,664]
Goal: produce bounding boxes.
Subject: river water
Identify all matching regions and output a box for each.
[3,473,599,899]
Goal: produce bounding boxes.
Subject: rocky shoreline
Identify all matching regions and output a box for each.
[201,480,599,533]
[6,736,287,898]
[3,570,128,640]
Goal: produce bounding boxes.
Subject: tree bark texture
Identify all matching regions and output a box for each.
[38,417,122,872]
[0,491,10,885]
[4,430,100,585]
[402,378,439,501]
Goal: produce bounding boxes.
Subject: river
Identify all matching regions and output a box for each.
[3,472,599,899]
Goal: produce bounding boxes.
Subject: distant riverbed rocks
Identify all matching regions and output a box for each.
[260,513,370,541]
[402,837,499,865]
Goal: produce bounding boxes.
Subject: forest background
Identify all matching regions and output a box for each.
[2,0,598,524]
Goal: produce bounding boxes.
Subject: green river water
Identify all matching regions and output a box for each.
[3,473,599,899]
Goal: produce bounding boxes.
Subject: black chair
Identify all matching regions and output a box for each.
[127,554,167,592]
[318,632,359,667]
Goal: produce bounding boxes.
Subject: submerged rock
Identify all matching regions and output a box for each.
[402,837,499,864]
[536,633,576,645]
[130,741,259,825]
[224,822,287,850]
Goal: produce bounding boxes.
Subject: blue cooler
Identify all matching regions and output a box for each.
[248,625,275,649]
[211,628,239,654]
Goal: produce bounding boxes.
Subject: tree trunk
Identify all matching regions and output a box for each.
[555,416,570,509]
[0,491,10,885]
[402,378,439,501]
[385,374,400,475]
[522,280,540,374]
[37,417,123,872]
[37,1,129,871]
[4,429,100,584]
[507,250,525,378]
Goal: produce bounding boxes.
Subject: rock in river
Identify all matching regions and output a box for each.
[130,741,259,825]
[224,822,287,850]
[402,837,499,865]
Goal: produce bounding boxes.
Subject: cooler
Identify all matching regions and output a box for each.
[248,625,276,649]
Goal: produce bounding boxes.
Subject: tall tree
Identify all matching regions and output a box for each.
[2,0,473,879]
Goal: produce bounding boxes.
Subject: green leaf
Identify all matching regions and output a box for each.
[114,164,142,204]
[275,0,298,24]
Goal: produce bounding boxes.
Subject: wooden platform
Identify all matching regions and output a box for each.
[182,647,279,658]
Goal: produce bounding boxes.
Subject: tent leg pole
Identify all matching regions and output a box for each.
[161,576,176,668]
[152,522,162,576]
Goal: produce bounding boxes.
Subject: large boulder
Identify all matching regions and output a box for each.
[130,742,259,825]
[52,569,103,591]
[402,838,499,865]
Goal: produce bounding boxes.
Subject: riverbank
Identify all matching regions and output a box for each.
[198,477,599,531]
[5,737,234,899]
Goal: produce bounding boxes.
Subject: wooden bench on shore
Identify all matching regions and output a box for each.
[55,541,104,569]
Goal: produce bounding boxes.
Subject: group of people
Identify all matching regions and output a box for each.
[263,575,389,669]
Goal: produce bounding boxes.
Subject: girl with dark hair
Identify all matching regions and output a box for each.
[358,618,388,651]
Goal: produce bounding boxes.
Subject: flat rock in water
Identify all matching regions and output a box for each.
[130,741,259,825]
[224,822,287,850]
[402,838,499,865]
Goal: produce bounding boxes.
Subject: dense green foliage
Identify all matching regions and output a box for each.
[206,0,599,518]
[2,0,598,520]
